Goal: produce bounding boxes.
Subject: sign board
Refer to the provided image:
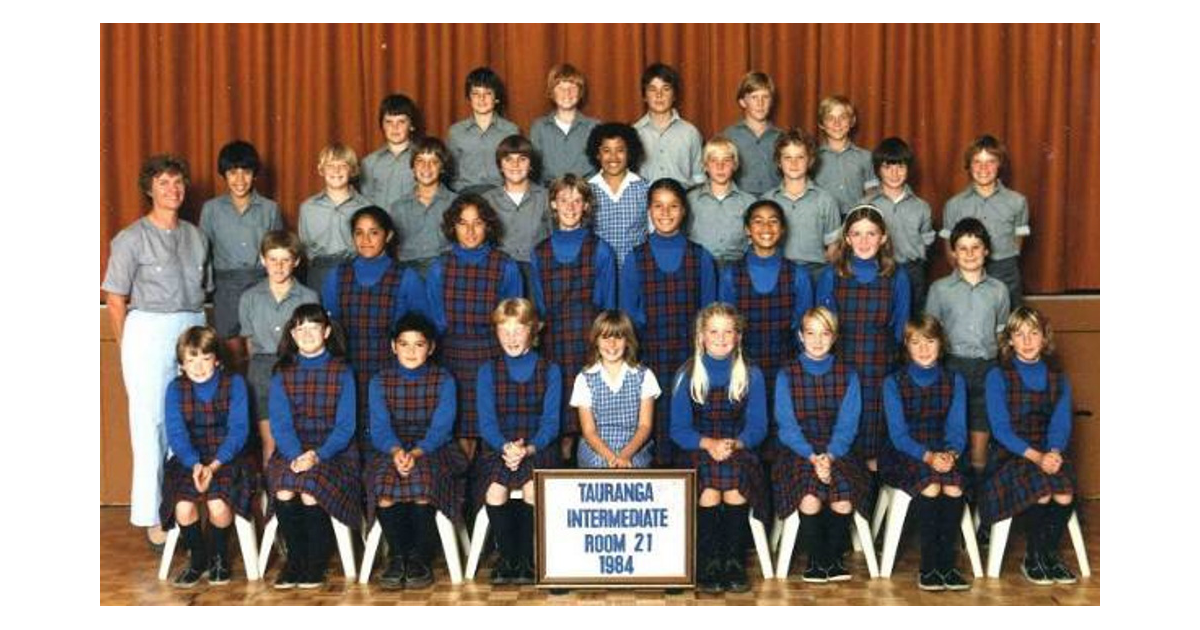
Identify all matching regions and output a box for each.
[535,469,695,588]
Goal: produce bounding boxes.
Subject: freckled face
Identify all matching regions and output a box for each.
[497,319,533,357]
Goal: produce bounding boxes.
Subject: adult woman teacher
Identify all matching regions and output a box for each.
[102,154,212,547]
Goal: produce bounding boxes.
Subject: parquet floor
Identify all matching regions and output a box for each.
[100,500,1099,605]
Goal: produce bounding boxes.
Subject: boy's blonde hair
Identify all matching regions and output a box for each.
[999,306,1056,364]
[703,136,740,169]
[736,71,776,101]
[546,63,587,104]
[585,310,640,367]
[491,297,543,345]
[817,95,857,135]
[317,143,360,178]
[678,303,750,405]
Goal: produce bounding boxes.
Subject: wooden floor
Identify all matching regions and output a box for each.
[100,500,1099,605]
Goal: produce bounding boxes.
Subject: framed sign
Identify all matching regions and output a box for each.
[535,469,695,588]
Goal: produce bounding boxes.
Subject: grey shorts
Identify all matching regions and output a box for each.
[945,355,997,432]
[246,353,278,422]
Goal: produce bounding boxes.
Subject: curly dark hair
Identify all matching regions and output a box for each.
[441,193,503,247]
[586,122,644,174]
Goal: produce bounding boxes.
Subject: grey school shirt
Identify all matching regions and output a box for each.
[199,191,284,271]
[360,145,416,210]
[761,183,842,265]
[634,110,705,186]
[924,269,1010,359]
[813,142,878,215]
[722,120,783,196]
[298,189,372,259]
[687,182,756,262]
[389,185,456,262]
[448,115,520,192]
[482,185,553,263]
[939,182,1030,261]
[861,187,935,263]
[102,216,212,312]
[238,278,321,355]
[530,113,598,185]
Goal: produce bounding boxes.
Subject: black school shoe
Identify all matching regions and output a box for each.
[379,556,406,590]
[273,561,299,589]
[918,570,944,591]
[697,559,725,594]
[207,555,231,585]
[724,557,750,593]
[510,558,536,586]
[940,568,971,591]
[490,558,518,586]
[1043,555,1077,585]
[800,558,828,584]
[824,558,851,582]
[297,564,326,589]
[404,557,434,589]
[1021,555,1053,586]
[173,565,206,588]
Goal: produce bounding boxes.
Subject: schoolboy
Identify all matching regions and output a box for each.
[686,136,756,265]
[861,137,935,312]
[530,64,599,185]
[760,129,842,284]
[482,135,553,292]
[448,67,520,194]
[360,93,423,209]
[388,137,457,277]
[200,140,284,339]
[940,134,1029,308]
[722,71,783,196]
[924,218,1010,484]
[297,143,372,295]
[812,95,878,216]
[633,63,705,186]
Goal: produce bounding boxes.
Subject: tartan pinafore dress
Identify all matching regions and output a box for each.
[159,372,257,528]
[266,358,363,527]
[878,366,966,496]
[534,233,600,438]
[772,361,871,515]
[978,364,1075,526]
[832,269,898,460]
[439,249,507,439]
[674,377,767,518]
[364,365,469,526]
[336,260,405,449]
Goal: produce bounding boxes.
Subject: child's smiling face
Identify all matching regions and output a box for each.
[845,216,887,260]
[353,215,392,259]
[801,319,834,360]
[702,314,739,360]
[497,319,533,357]
[879,162,908,192]
[644,77,675,115]
[598,138,629,178]
[224,167,255,201]
[552,80,581,111]
[500,153,531,186]
[392,331,433,370]
[952,235,989,274]
[382,114,413,146]
[598,333,627,364]
[907,333,940,369]
[1010,323,1046,363]
[551,187,587,230]
[291,321,330,356]
[819,104,853,142]
[320,160,351,191]
[778,144,810,182]
[454,205,487,249]
[469,87,497,116]
[181,350,218,383]
[970,149,1001,188]
[413,153,443,188]
[745,206,784,253]
[649,188,685,236]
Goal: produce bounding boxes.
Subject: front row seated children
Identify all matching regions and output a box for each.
[531,175,618,462]
[267,305,362,589]
[425,195,524,461]
[366,313,467,590]
[880,315,970,591]
[571,310,659,469]
[772,307,868,583]
[671,303,767,594]
[161,326,255,587]
[474,298,562,585]
[622,178,718,466]
[979,306,1077,586]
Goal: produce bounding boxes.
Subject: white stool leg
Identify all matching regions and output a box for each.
[157,525,181,581]
[436,511,464,584]
[359,520,383,585]
[331,518,357,580]
[774,511,800,579]
[871,486,893,540]
[234,515,260,581]
[1067,510,1091,578]
[456,521,472,560]
[880,489,912,578]
[986,518,1012,578]
[258,516,278,578]
[748,511,774,579]
[853,512,879,578]
[769,516,783,554]
[465,506,490,580]
[960,504,983,579]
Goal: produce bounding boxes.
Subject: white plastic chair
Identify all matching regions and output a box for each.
[258,512,358,580]
[985,508,1090,579]
[773,509,879,579]
[359,509,466,584]
[747,509,775,580]
[158,514,260,581]
[872,485,983,579]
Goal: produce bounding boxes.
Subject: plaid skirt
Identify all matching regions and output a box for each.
[364,445,469,526]
[771,450,870,517]
[878,447,965,498]
[470,445,561,512]
[159,454,258,529]
[978,455,1075,526]
[676,448,767,518]
[266,449,363,527]
[852,373,887,460]
[441,334,497,439]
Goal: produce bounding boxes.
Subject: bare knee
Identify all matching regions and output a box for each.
[485,483,510,506]
[799,495,822,515]
[699,488,722,508]
[522,481,536,506]
[1036,495,1051,505]
[1053,493,1073,506]
[378,497,395,508]
[723,489,747,506]
[207,499,232,527]
[174,501,199,526]
[299,492,318,506]
[943,485,963,498]
[920,484,942,498]
[275,490,296,502]
[830,500,852,515]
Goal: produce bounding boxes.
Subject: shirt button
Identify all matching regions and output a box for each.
[274,326,281,332]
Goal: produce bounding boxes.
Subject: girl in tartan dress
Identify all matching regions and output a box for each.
[474,298,562,585]
[529,174,617,463]
[425,194,524,462]
[322,206,426,453]
[880,314,970,591]
[160,326,255,587]
[816,205,911,476]
[772,307,869,583]
[365,313,468,589]
[670,303,767,594]
[570,310,660,469]
[980,306,1077,586]
[621,178,718,467]
[267,304,362,589]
